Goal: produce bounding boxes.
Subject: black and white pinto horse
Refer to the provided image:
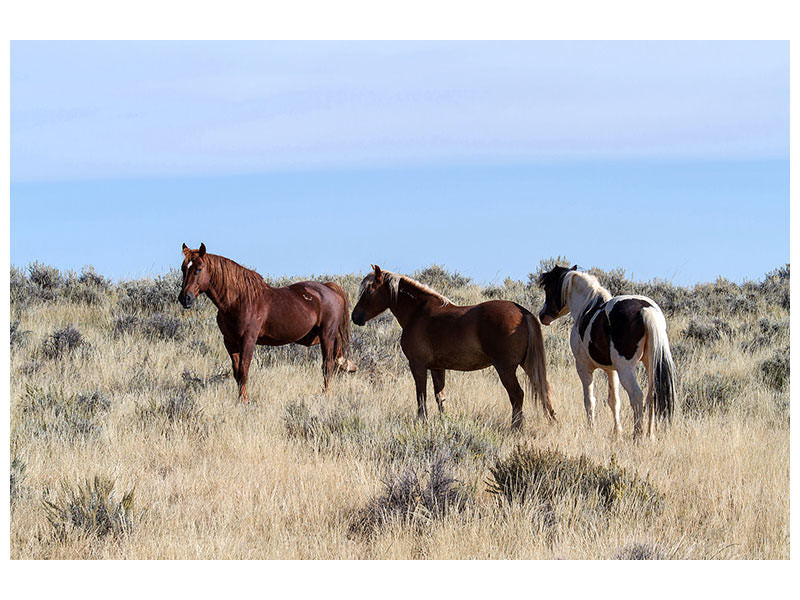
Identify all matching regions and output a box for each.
[538,266,675,439]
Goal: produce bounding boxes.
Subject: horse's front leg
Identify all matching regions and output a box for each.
[576,362,597,429]
[409,362,428,419]
[431,369,446,414]
[237,334,257,403]
[222,335,241,394]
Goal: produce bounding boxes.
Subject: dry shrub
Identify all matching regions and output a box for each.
[682,373,745,416]
[487,445,662,515]
[117,271,180,313]
[414,264,472,292]
[283,399,367,453]
[42,325,87,359]
[17,386,110,441]
[615,542,665,560]
[112,313,182,341]
[42,476,137,540]
[11,457,26,504]
[135,392,208,438]
[683,318,731,345]
[760,348,789,391]
[379,416,502,466]
[10,320,29,349]
[349,453,472,537]
[181,369,229,391]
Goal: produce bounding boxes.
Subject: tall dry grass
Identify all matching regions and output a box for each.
[9,262,789,559]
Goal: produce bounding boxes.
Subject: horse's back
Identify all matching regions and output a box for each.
[407,299,530,370]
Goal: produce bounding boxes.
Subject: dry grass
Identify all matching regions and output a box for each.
[9,263,789,559]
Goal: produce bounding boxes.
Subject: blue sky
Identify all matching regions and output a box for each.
[10,41,789,284]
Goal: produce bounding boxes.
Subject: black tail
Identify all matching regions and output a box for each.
[642,306,675,422]
[654,346,676,421]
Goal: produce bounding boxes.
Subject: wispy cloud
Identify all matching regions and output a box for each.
[11,41,789,181]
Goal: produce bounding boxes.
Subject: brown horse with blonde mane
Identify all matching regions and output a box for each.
[351,265,556,429]
[178,243,356,402]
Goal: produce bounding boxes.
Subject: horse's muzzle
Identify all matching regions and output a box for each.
[538,310,554,326]
[351,309,366,326]
[178,292,195,309]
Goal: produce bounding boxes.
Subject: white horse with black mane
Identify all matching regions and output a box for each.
[537,265,675,439]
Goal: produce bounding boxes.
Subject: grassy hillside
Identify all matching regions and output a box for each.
[9,260,789,559]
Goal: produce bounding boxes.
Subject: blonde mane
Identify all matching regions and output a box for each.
[359,270,452,307]
[563,270,611,308]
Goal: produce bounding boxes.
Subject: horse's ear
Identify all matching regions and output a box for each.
[199,243,206,257]
[182,243,190,256]
[570,265,578,271]
[373,264,383,282]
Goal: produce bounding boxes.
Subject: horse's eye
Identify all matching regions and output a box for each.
[196,267,202,273]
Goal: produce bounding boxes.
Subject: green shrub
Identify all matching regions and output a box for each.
[42,476,137,540]
[487,446,662,515]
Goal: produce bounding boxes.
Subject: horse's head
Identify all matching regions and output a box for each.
[537,264,576,325]
[178,242,211,308]
[352,265,392,326]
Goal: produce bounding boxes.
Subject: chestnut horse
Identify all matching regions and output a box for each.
[178,243,356,402]
[351,265,556,429]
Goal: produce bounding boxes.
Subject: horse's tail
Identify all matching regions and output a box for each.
[324,281,357,372]
[642,306,675,421]
[522,312,557,422]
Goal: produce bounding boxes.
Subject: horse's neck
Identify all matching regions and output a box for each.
[389,280,436,328]
[204,257,266,313]
[566,280,610,321]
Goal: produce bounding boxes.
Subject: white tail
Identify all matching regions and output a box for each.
[642,306,675,420]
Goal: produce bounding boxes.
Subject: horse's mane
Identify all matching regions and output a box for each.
[567,270,612,304]
[359,270,452,307]
[538,266,610,306]
[206,253,268,307]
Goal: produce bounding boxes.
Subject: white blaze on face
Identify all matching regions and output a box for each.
[187,261,193,269]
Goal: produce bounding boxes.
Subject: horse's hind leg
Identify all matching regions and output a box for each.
[642,354,656,440]
[606,369,622,437]
[431,369,446,414]
[319,326,337,392]
[494,363,524,430]
[617,363,644,439]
